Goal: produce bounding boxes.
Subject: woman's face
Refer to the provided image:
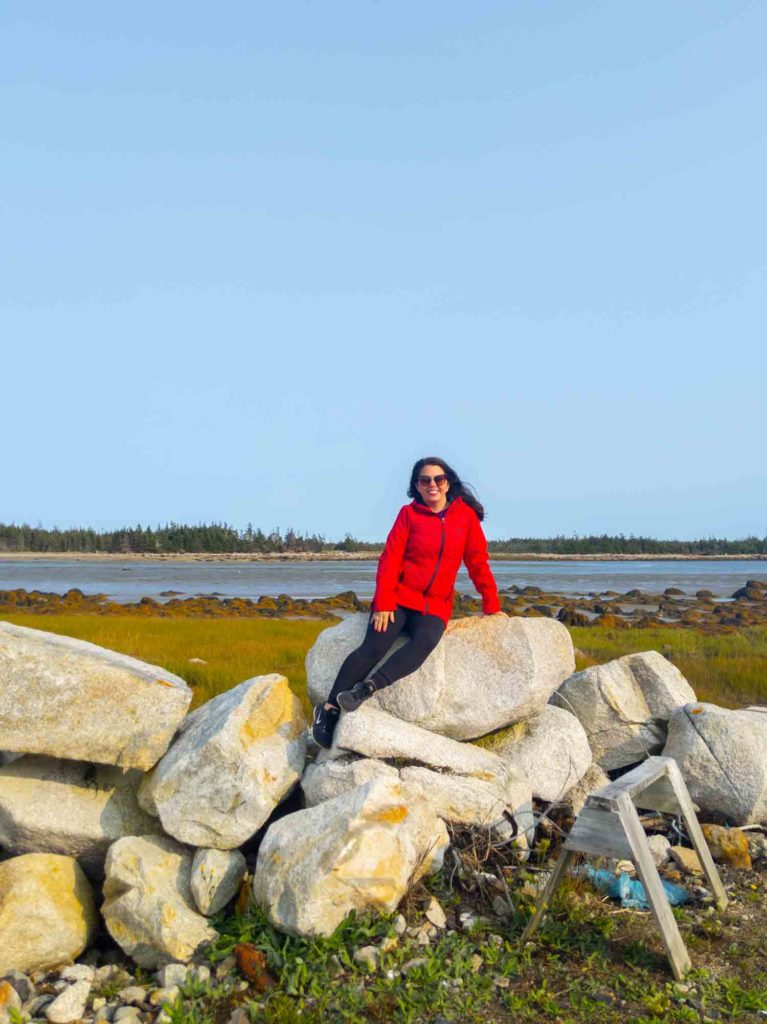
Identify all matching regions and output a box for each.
[415,463,450,507]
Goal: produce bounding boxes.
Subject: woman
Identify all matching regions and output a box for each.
[312,456,505,748]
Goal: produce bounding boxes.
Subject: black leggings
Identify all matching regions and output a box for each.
[326,606,445,707]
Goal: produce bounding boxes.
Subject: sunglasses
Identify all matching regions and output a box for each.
[418,474,448,487]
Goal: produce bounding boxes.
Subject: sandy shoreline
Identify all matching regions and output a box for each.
[0,551,765,563]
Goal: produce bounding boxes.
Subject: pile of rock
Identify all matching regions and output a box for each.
[1,613,765,993]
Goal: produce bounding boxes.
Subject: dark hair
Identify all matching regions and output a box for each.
[407,456,486,522]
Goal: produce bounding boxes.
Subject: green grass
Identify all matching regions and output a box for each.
[3,614,766,711]
[571,625,767,707]
[152,864,767,1024]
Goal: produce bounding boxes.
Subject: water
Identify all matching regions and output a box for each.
[0,558,765,604]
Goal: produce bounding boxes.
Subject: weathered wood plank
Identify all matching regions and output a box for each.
[521,849,575,942]
[617,792,692,980]
[665,759,728,909]
[565,806,633,859]
[596,756,672,804]
[524,756,724,979]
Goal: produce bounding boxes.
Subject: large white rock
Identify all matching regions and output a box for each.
[0,756,163,876]
[307,614,575,740]
[334,702,512,785]
[0,622,191,770]
[302,756,532,841]
[399,765,534,843]
[190,848,248,916]
[622,651,698,717]
[663,703,767,825]
[139,674,306,848]
[485,705,592,802]
[102,835,219,967]
[554,762,611,815]
[0,854,98,974]
[253,776,448,937]
[301,757,399,806]
[552,651,696,770]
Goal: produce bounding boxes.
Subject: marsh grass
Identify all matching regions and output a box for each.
[571,625,767,707]
[2,613,765,711]
[0,613,336,711]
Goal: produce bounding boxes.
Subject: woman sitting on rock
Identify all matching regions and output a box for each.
[312,456,505,748]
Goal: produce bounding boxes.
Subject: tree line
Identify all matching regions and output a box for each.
[1,522,766,556]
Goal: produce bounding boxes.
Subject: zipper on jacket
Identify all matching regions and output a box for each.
[423,516,446,615]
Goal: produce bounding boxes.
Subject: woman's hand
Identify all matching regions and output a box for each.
[484,610,507,617]
[372,610,396,632]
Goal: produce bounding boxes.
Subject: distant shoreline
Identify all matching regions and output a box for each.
[0,551,765,563]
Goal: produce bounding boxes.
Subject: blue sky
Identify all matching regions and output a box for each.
[2,2,766,541]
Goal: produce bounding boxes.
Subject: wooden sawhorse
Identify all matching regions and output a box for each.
[522,755,728,979]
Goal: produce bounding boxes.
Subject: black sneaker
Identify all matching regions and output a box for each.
[311,703,339,749]
[337,678,378,712]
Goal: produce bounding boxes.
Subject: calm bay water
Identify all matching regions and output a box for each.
[1,559,765,604]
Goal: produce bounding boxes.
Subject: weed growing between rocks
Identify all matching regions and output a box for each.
[121,825,766,1024]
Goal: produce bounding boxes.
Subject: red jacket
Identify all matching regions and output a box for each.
[372,497,501,624]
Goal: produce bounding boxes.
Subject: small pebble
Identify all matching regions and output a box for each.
[45,981,92,1024]
[400,958,428,976]
[25,995,55,1017]
[116,988,147,1006]
[148,988,178,1007]
[214,956,237,980]
[1,972,34,1004]
[393,914,407,936]
[0,981,22,1023]
[352,946,379,971]
[425,897,446,929]
[155,965,188,990]
[112,1008,142,1023]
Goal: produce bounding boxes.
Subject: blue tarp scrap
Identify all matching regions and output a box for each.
[579,865,689,909]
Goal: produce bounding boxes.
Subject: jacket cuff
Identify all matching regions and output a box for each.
[373,590,397,612]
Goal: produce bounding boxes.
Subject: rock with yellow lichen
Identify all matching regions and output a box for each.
[0,622,191,770]
[252,776,449,937]
[302,748,533,843]
[330,703,534,840]
[102,834,218,968]
[190,847,248,915]
[0,853,98,974]
[138,675,307,848]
